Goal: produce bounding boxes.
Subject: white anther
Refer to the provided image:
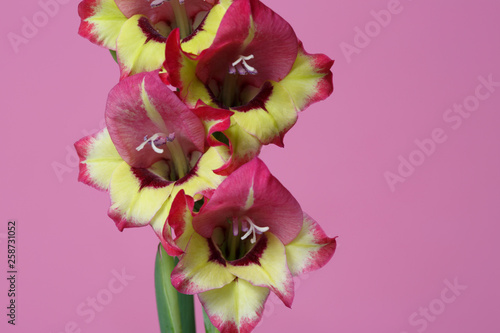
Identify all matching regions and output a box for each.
[240,216,269,244]
[150,140,164,153]
[136,135,154,152]
[149,0,166,7]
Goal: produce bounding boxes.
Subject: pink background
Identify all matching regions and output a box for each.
[1,0,499,332]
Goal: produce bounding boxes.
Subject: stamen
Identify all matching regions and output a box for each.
[241,220,249,232]
[236,64,247,76]
[240,216,269,244]
[240,228,253,242]
[136,132,175,154]
[148,0,167,7]
[229,55,257,75]
[148,0,191,9]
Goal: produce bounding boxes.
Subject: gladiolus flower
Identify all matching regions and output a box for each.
[163,158,336,332]
[164,0,334,174]
[75,71,231,240]
[78,0,228,79]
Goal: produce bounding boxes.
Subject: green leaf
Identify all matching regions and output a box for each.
[109,49,118,63]
[193,198,205,213]
[212,131,229,146]
[155,244,196,333]
[203,307,220,333]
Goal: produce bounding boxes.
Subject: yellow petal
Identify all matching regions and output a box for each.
[228,233,294,307]
[171,233,235,294]
[79,0,127,50]
[116,15,168,79]
[75,128,123,191]
[285,213,337,276]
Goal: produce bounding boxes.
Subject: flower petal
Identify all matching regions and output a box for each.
[171,232,235,294]
[116,15,168,79]
[115,0,174,24]
[108,161,175,230]
[78,0,127,50]
[285,213,337,276]
[214,123,262,176]
[230,81,285,146]
[194,158,302,245]
[227,233,294,307]
[75,128,123,191]
[230,43,334,146]
[105,71,205,168]
[199,278,269,333]
[160,190,195,256]
[157,145,230,254]
[196,0,298,89]
[115,0,213,25]
[149,145,229,235]
[181,0,234,55]
[275,42,334,112]
[173,145,229,201]
[191,105,233,148]
[164,29,214,107]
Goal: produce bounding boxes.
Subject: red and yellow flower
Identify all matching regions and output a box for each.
[162,158,336,332]
[75,1,337,332]
[75,71,231,237]
[164,0,334,173]
[78,0,231,79]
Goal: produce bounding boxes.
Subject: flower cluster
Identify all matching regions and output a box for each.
[76,0,336,332]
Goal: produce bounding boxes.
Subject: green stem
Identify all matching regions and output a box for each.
[171,0,191,39]
[176,258,196,333]
[155,244,195,333]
